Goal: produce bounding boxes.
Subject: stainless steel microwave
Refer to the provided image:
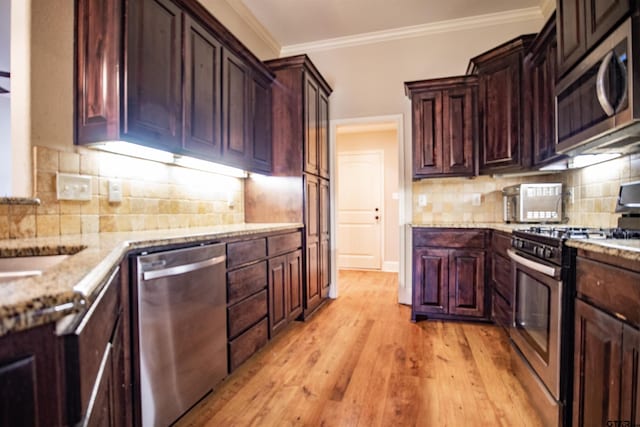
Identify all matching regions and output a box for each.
[555,16,640,156]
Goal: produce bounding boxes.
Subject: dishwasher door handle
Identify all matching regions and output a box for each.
[142,255,226,281]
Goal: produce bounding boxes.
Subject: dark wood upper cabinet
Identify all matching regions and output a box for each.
[305,76,320,175]
[183,16,222,160]
[250,76,273,174]
[523,14,565,167]
[222,49,251,168]
[76,0,274,173]
[318,92,330,179]
[126,0,183,151]
[468,35,535,173]
[405,76,477,178]
[557,0,635,76]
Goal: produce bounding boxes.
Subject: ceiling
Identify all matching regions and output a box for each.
[238,0,542,48]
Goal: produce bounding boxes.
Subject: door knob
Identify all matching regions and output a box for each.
[375,216,379,220]
[375,208,379,211]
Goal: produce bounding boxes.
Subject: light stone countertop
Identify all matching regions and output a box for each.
[565,238,640,263]
[410,222,523,233]
[0,223,302,337]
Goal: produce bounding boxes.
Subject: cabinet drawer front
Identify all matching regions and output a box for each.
[491,231,511,257]
[492,254,512,302]
[229,318,268,372]
[227,261,267,305]
[268,232,302,256]
[227,238,266,268]
[66,267,121,419]
[413,229,485,248]
[228,289,268,339]
[576,257,640,327]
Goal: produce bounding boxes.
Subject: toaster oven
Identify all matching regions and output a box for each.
[503,183,563,223]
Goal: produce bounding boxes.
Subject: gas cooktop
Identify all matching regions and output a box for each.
[515,226,640,240]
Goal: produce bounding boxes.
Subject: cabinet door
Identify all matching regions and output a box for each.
[318,91,330,178]
[76,0,121,143]
[584,0,633,51]
[412,248,449,315]
[622,324,640,425]
[305,174,321,312]
[126,0,183,150]
[573,300,623,427]
[0,357,37,426]
[448,250,485,318]
[84,344,115,427]
[269,254,288,336]
[412,90,443,176]
[183,16,222,160]
[304,76,319,175]
[442,86,475,175]
[222,49,251,168]
[529,33,561,166]
[319,178,330,298]
[557,0,586,75]
[250,76,273,173]
[480,54,522,171]
[287,249,304,321]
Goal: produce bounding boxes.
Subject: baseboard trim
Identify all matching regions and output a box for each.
[382,261,399,272]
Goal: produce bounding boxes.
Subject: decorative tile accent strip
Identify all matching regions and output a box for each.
[0,197,41,205]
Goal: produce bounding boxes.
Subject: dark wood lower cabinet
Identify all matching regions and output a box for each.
[412,228,487,321]
[269,249,303,337]
[0,324,64,427]
[573,251,640,427]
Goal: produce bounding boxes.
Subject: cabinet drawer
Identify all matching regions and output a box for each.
[413,229,485,249]
[227,261,267,305]
[576,257,640,327]
[227,238,266,268]
[492,254,512,302]
[492,292,512,330]
[268,232,302,256]
[229,317,268,372]
[65,267,121,422]
[492,231,511,257]
[228,289,268,339]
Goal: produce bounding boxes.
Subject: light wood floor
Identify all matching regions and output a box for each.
[178,270,543,427]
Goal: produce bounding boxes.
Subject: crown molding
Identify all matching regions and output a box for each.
[223,0,281,56]
[540,0,556,20]
[281,6,543,56]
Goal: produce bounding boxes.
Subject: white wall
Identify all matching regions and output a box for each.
[0,0,10,196]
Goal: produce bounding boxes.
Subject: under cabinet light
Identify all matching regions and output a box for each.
[90,141,174,164]
[173,155,248,178]
[539,153,622,171]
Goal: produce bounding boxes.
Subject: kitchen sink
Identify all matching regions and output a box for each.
[0,254,71,283]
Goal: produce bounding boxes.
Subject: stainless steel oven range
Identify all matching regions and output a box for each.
[508,225,640,426]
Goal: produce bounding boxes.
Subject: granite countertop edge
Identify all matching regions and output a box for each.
[0,223,303,337]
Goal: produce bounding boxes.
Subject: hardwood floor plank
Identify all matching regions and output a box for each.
[177,270,543,427]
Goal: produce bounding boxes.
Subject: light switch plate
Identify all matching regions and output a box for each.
[108,179,122,203]
[471,193,482,206]
[57,173,92,201]
[418,194,427,207]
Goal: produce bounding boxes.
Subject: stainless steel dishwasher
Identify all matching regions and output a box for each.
[136,243,227,427]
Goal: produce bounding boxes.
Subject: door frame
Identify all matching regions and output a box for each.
[336,149,385,271]
[329,114,408,303]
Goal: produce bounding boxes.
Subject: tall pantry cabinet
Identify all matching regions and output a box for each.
[245,55,332,319]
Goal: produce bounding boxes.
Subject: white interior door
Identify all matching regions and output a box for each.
[337,151,383,270]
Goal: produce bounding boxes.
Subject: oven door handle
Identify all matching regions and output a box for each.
[507,249,558,277]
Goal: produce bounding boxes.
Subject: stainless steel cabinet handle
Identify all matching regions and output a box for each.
[143,255,226,280]
[507,249,558,277]
[596,50,628,117]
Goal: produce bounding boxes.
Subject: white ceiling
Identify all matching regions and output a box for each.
[239,0,542,48]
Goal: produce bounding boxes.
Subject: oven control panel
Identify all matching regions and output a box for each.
[511,237,561,266]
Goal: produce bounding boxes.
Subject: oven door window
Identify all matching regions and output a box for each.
[515,270,550,361]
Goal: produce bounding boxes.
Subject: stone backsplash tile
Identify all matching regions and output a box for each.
[0,146,245,239]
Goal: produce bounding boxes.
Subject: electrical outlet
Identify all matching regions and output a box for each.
[568,187,575,204]
[418,194,427,207]
[471,193,482,206]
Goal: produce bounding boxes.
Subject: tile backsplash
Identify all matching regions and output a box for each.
[0,146,244,239]
[412,153,640,227]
